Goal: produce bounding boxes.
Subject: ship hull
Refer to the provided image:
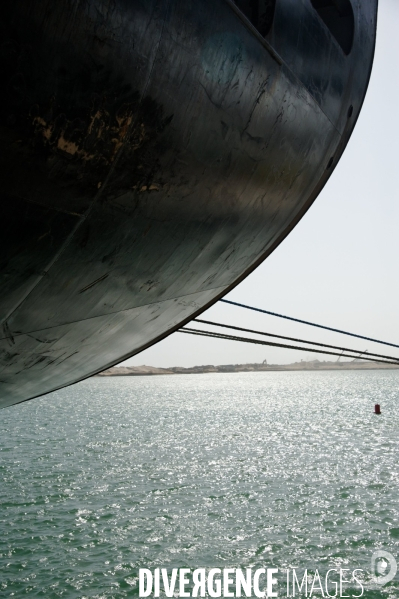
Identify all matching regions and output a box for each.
[0,0,377,408]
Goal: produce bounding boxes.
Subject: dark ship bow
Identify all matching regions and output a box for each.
[0,0,377,408]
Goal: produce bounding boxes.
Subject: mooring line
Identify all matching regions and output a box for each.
[220,299,399,350]
[178,328,399,366]
[193,319,399,363]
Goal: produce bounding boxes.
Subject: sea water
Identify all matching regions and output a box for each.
[0,370,398,598]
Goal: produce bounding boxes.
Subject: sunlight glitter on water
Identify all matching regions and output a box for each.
[0,370,398,597]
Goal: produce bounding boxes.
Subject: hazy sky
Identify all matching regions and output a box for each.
[122,0,399,368]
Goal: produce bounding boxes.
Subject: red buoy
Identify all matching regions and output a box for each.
[374,404,381,415]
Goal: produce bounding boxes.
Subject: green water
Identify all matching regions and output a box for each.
[0,370,398,597]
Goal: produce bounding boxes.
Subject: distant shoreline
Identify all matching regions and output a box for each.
[96,359,399,377]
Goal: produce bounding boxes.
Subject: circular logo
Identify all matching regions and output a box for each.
[371,550,397,585]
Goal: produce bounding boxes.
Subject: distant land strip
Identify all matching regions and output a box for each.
[96,360,399,376]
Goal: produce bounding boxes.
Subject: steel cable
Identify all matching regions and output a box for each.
[178,327,399,366]
[220,299,399,350]
[193,319,399,363]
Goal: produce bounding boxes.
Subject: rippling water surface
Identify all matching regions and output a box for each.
[1,371,398,597]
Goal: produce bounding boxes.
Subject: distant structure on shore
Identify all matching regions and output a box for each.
[97,360,399,377]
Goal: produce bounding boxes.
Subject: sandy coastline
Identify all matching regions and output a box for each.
[96,359,399,377]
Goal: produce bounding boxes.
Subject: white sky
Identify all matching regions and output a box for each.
[122,0,399,368]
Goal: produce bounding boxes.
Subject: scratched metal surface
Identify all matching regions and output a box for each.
[0,0,377,408]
